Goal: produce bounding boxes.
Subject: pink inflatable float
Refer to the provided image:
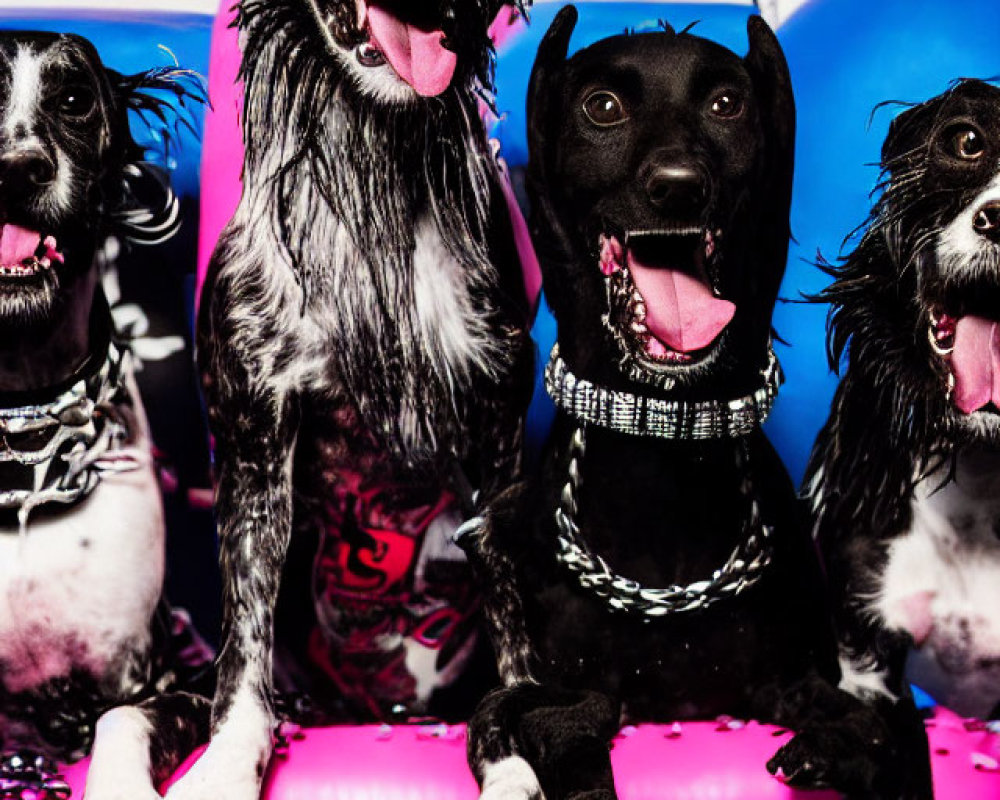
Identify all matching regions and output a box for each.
[52,713,1000,799]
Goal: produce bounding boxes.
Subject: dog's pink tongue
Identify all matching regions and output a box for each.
[367,3,457,97]
[952,316,1000,413]
[627,252,735,353]
[0,225,41,266]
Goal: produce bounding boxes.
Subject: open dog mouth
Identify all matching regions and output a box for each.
[0,224,63,280]
[600,228,735,370]
[929,307,1000,415]
[313,0,458,96]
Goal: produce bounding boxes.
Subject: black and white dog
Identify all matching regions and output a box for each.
[191,1,533,797]
[465,8,919,799]
[806,80,1000,734]
[0,30,210,800]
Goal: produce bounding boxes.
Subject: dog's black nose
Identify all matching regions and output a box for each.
[0,149,56,195]
[644,164,706,213]
[973,201,1000,243]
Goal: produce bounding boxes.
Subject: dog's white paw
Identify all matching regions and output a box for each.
[162,726,269,800]
[84,706,160,800]
[479,756,545,800]
[163,754,262,800]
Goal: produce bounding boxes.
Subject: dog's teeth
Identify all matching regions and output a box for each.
[631,321,647,334]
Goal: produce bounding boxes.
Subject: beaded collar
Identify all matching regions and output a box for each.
[544,343,781,440]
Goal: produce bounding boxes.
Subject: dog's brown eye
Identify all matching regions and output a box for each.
[710,92,744,119]
[951,128,985,160]
[583,91,628,127]
[58,86,95,118]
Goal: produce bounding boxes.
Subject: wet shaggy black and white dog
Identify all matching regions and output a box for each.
[0,30,210,800]
[192,0,533,798]
[465,8,915,799]
[806,79,1000,765]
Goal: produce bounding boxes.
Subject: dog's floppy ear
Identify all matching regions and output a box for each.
[526,5,577,267]
[743,15,794,299]
[879,95,945,169]
[874,97,943,267]
[106,66,206,245]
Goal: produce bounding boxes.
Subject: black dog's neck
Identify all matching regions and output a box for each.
[547,412,768,589]
[0,268,103,396]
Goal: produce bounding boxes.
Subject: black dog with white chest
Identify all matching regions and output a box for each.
[466,8,918,799]
[0,30,210,799]
[806,79,1000,773]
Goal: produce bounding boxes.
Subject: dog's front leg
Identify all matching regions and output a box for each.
[758,666,931,799]
[469,683,620,800]
[165,378,298,800]
[84,693,211,800]
[464,489,619,800]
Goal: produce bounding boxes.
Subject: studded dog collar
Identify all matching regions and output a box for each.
[0,338,141,534]
[544,343,781,440]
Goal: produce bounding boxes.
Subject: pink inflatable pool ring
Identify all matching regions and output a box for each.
[54,712,1000,799]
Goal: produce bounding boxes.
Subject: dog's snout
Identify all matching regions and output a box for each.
[0,149,56,195]
[644,164,706,213]
[973,201,1000,243]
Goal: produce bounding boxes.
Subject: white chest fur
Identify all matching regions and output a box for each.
[876,447,1000,716]
[0,394,164,697]
[411,214,494,387]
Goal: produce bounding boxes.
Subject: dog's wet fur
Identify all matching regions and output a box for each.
[0,30,211,797]
[807,81,1000,733]
[192,1,533,797]
[466,9,926,799]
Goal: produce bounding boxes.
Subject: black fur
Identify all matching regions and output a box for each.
[196,0,533,788]
[805,79,1000,786]
[467,9,913,799]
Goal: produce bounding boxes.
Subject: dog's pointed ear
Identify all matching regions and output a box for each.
[743,15,795,302]
[744,15,794,203]
[527,4,577,168]
[526,5,577,268]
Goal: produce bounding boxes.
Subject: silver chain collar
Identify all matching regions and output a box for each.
[544,344,781,440]
[0,341,141,534]
[553,427,774,617]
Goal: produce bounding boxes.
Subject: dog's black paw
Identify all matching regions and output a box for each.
[768,728,870,794]
[767,724,913,800]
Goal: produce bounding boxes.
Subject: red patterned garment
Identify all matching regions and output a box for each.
[275,399,483,722]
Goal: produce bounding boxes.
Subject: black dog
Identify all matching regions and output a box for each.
[192,1,533,797]
[0,30,210,800]
[465,8,911,799]
[806,78,1000,778]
